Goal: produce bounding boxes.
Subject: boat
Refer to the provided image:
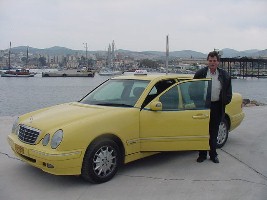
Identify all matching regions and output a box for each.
[1,43,35,77]
[98,68,123,76]
[1,68,35,77]
[42,69,95,77]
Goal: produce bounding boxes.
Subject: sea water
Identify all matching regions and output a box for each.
[0,72,266,117]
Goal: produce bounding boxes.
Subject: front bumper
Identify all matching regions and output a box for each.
[7,134,84,175]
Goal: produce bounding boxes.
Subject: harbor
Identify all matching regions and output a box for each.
[1,42,266,80]
[0,73,267,117]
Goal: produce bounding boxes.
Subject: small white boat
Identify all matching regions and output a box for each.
[98,70,123,76]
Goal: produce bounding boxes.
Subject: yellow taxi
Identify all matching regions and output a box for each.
[8,71,245,183]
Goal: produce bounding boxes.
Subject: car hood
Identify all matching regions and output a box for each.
[20,102,116,132]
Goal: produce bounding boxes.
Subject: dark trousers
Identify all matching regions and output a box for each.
[199,101,223,159]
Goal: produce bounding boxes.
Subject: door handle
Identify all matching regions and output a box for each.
[192,114,209,119]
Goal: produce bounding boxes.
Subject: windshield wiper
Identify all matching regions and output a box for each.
[95,103,133,107]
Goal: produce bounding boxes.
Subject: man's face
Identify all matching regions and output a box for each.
[207,56,219,73]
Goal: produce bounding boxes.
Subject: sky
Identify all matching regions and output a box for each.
[0,0,266,53]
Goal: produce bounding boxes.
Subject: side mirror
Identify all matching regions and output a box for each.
[150,101,162,111]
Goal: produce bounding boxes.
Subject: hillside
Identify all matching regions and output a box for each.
[4,46,267,59]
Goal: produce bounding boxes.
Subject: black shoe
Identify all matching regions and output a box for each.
[210,156,219,163]
[197,156,207,163]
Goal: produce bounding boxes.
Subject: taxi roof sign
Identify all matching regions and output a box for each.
[134,70,148,75]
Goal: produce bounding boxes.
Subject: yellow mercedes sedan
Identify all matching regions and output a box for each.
[7,72,245,183]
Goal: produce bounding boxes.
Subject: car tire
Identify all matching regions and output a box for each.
[217,119,229,148]
[81,138,121,183]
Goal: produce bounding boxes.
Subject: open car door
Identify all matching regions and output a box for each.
[139,79,211,152]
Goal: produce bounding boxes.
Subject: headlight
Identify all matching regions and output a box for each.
[12,117,20,135]
[51,130,63,149]
[42,134,50,146]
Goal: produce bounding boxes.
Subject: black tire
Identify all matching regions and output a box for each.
[217,119,229,148]
[81,139,121,183]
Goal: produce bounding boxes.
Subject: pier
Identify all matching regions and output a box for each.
[220,57,267,78]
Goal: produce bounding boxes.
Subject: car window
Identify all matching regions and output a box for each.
[129,81,148,98]
[93,81,124,100]
[181,80,211,110]
[159,86,180,110]
[142,79,176,108]
[80,79,149,107]
[156,80,211,111]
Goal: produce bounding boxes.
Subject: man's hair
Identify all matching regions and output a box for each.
[207,51,220,61]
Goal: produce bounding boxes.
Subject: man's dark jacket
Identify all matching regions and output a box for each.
[194,67,232,114]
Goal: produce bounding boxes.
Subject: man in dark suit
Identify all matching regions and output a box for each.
[194,51,232,163]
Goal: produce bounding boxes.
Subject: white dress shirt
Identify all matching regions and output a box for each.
[206,69,221,102]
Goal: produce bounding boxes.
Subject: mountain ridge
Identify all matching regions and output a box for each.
[4,46,267,59]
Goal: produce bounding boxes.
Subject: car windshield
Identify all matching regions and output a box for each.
[80,79,150,107]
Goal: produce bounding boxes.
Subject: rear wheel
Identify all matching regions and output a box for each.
[81,139,121,183]
[217,119,229,148]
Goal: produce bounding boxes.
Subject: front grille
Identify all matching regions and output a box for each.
[18,125,41,144]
